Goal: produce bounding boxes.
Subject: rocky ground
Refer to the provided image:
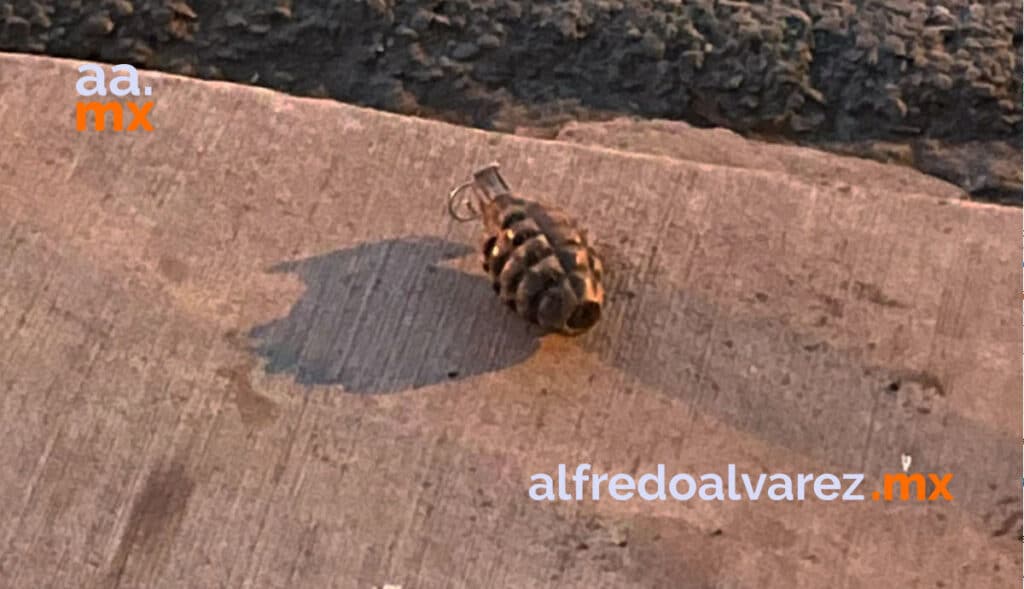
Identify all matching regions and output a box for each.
[1,0,1020,203]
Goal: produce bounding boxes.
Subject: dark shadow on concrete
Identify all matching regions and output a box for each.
[248,236,542,394]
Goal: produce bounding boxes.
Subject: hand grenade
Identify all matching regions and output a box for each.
[447,163,605,335]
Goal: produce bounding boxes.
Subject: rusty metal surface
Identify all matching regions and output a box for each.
[0,54,1018,588]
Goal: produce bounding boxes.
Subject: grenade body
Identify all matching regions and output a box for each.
[479,193,605,335]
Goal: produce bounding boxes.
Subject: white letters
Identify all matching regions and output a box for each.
[742,473,767,500]
[637,464,666,500]
[699,474,725,500]
[841,474,865,501]
[592,473,608,500]
[76,63,149,98]
[814,474,841,501]
[109,64,141,97]
[556,464,571,500]
[767,474,794,501]
[528,465,878,504]
[573,464,591,500]
[76,64,106,96]
[669,474,696,500]
[609,474,635,501]
[529,474,554,501]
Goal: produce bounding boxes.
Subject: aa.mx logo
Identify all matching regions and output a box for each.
[75,63,154,132]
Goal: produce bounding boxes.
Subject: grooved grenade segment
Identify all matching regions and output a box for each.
[448,163,605,336]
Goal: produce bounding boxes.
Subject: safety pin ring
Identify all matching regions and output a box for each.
[447,180,480,222]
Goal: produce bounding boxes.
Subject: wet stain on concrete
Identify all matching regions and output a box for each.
[108,462,195,588]
[216,362,278,427]
[851,280,909,309]
[156,256,189,284]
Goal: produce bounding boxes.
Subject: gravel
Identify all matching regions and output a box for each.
[1,0,1019,203]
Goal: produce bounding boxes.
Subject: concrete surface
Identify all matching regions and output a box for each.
[553,118,967,201]
[0,54,1019,588]
[553,118,1022,206]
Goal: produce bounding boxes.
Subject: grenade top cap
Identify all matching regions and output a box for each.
[472,163,512,201]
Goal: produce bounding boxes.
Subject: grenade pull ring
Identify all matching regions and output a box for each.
[447,163,512,222]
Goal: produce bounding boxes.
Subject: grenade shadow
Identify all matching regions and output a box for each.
[247,236,543,394]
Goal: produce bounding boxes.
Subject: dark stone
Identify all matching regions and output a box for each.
[451,41,479,60]
[0,0,1017,203]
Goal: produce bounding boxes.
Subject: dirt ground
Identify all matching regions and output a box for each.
[0,53,1019,589]
[0,0,1020,203]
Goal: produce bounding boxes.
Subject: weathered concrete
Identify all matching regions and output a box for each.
[554,117,968,200]
[554,118,1023,206]
[0,54,1019,588]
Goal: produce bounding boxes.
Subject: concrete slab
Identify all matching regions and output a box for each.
[0,54,1019,588]
[554,118,967,200]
